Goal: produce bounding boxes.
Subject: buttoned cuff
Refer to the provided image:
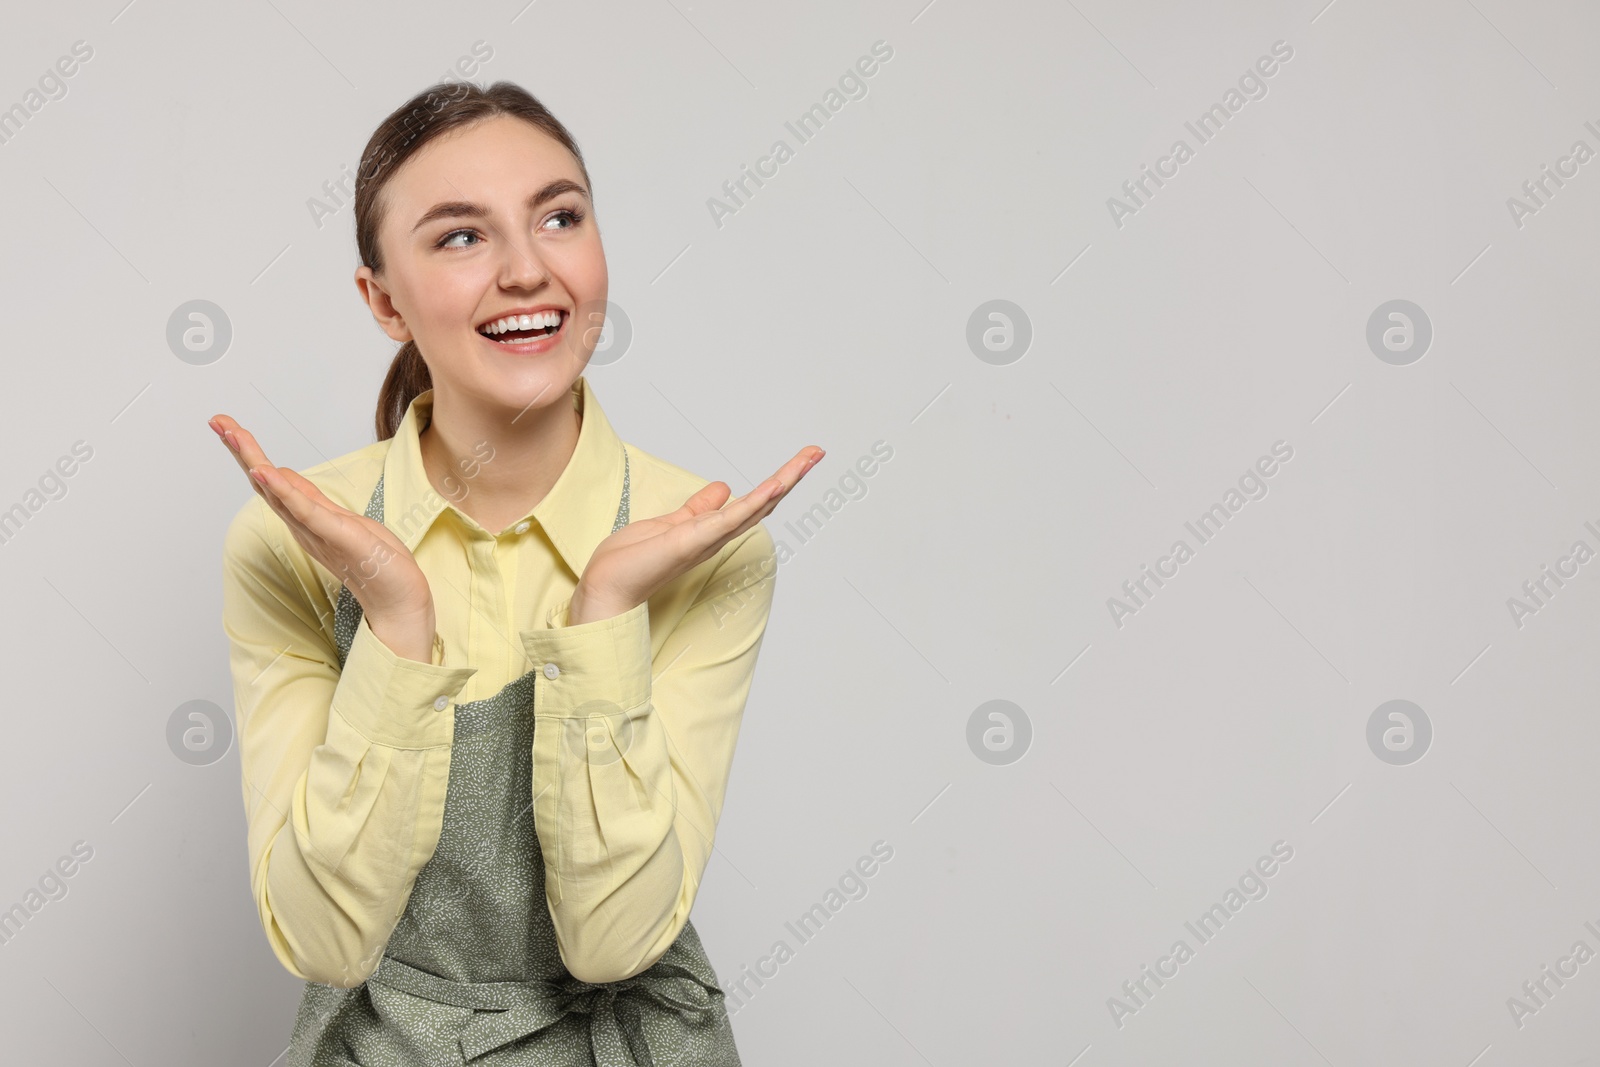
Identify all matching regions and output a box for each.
[329,614,478,748]
[521,599,651,718]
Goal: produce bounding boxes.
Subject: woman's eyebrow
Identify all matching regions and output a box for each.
[410,179,591,234]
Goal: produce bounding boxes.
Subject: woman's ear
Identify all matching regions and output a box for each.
[354,266,414,343]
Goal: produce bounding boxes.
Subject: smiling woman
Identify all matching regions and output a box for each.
[351,94,610,446]
[214,79,821,1066]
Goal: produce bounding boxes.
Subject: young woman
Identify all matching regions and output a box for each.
[213,80,819,1065]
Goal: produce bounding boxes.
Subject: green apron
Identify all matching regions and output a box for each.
[285,447,743,1066]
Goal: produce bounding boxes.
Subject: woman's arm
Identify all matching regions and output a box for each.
[222,495,476,987]
[519,522,778,984]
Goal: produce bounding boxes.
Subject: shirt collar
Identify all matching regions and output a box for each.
[381,374,627,579]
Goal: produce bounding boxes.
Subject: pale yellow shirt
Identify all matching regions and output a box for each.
[220,375,777,988]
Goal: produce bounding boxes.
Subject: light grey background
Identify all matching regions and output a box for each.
[2,0,1597,1063]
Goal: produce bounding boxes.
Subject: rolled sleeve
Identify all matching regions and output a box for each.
[329,614,478,749]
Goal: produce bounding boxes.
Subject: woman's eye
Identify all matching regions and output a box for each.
[543,208,586,231]
[438,229,482,249]
[437,209,584,249]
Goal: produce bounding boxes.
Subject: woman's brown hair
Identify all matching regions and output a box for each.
[354,80,592,441]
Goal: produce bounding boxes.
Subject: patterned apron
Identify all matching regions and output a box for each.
[285,446,743,1066]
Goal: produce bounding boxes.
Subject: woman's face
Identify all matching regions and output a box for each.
[357,113,607,419]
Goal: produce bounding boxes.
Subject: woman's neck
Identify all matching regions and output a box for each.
[417,384,583,534]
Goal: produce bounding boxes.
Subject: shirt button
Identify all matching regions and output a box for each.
[433,695,449,711]
[543,663,560,680]
[514,520,531,534]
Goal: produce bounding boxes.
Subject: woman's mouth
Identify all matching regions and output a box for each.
[475,310,567,352]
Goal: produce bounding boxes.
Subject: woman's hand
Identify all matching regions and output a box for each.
[209,414,440,662]
[569,446,823,625]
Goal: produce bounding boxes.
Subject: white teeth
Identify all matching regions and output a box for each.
[479,310,562,335]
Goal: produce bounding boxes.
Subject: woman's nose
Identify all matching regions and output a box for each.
[497,240,551,289]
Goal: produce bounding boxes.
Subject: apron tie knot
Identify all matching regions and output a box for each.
[367,953,725,1064]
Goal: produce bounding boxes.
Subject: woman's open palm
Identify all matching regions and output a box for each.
[208,414,434,622]
[578,446,823,616]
